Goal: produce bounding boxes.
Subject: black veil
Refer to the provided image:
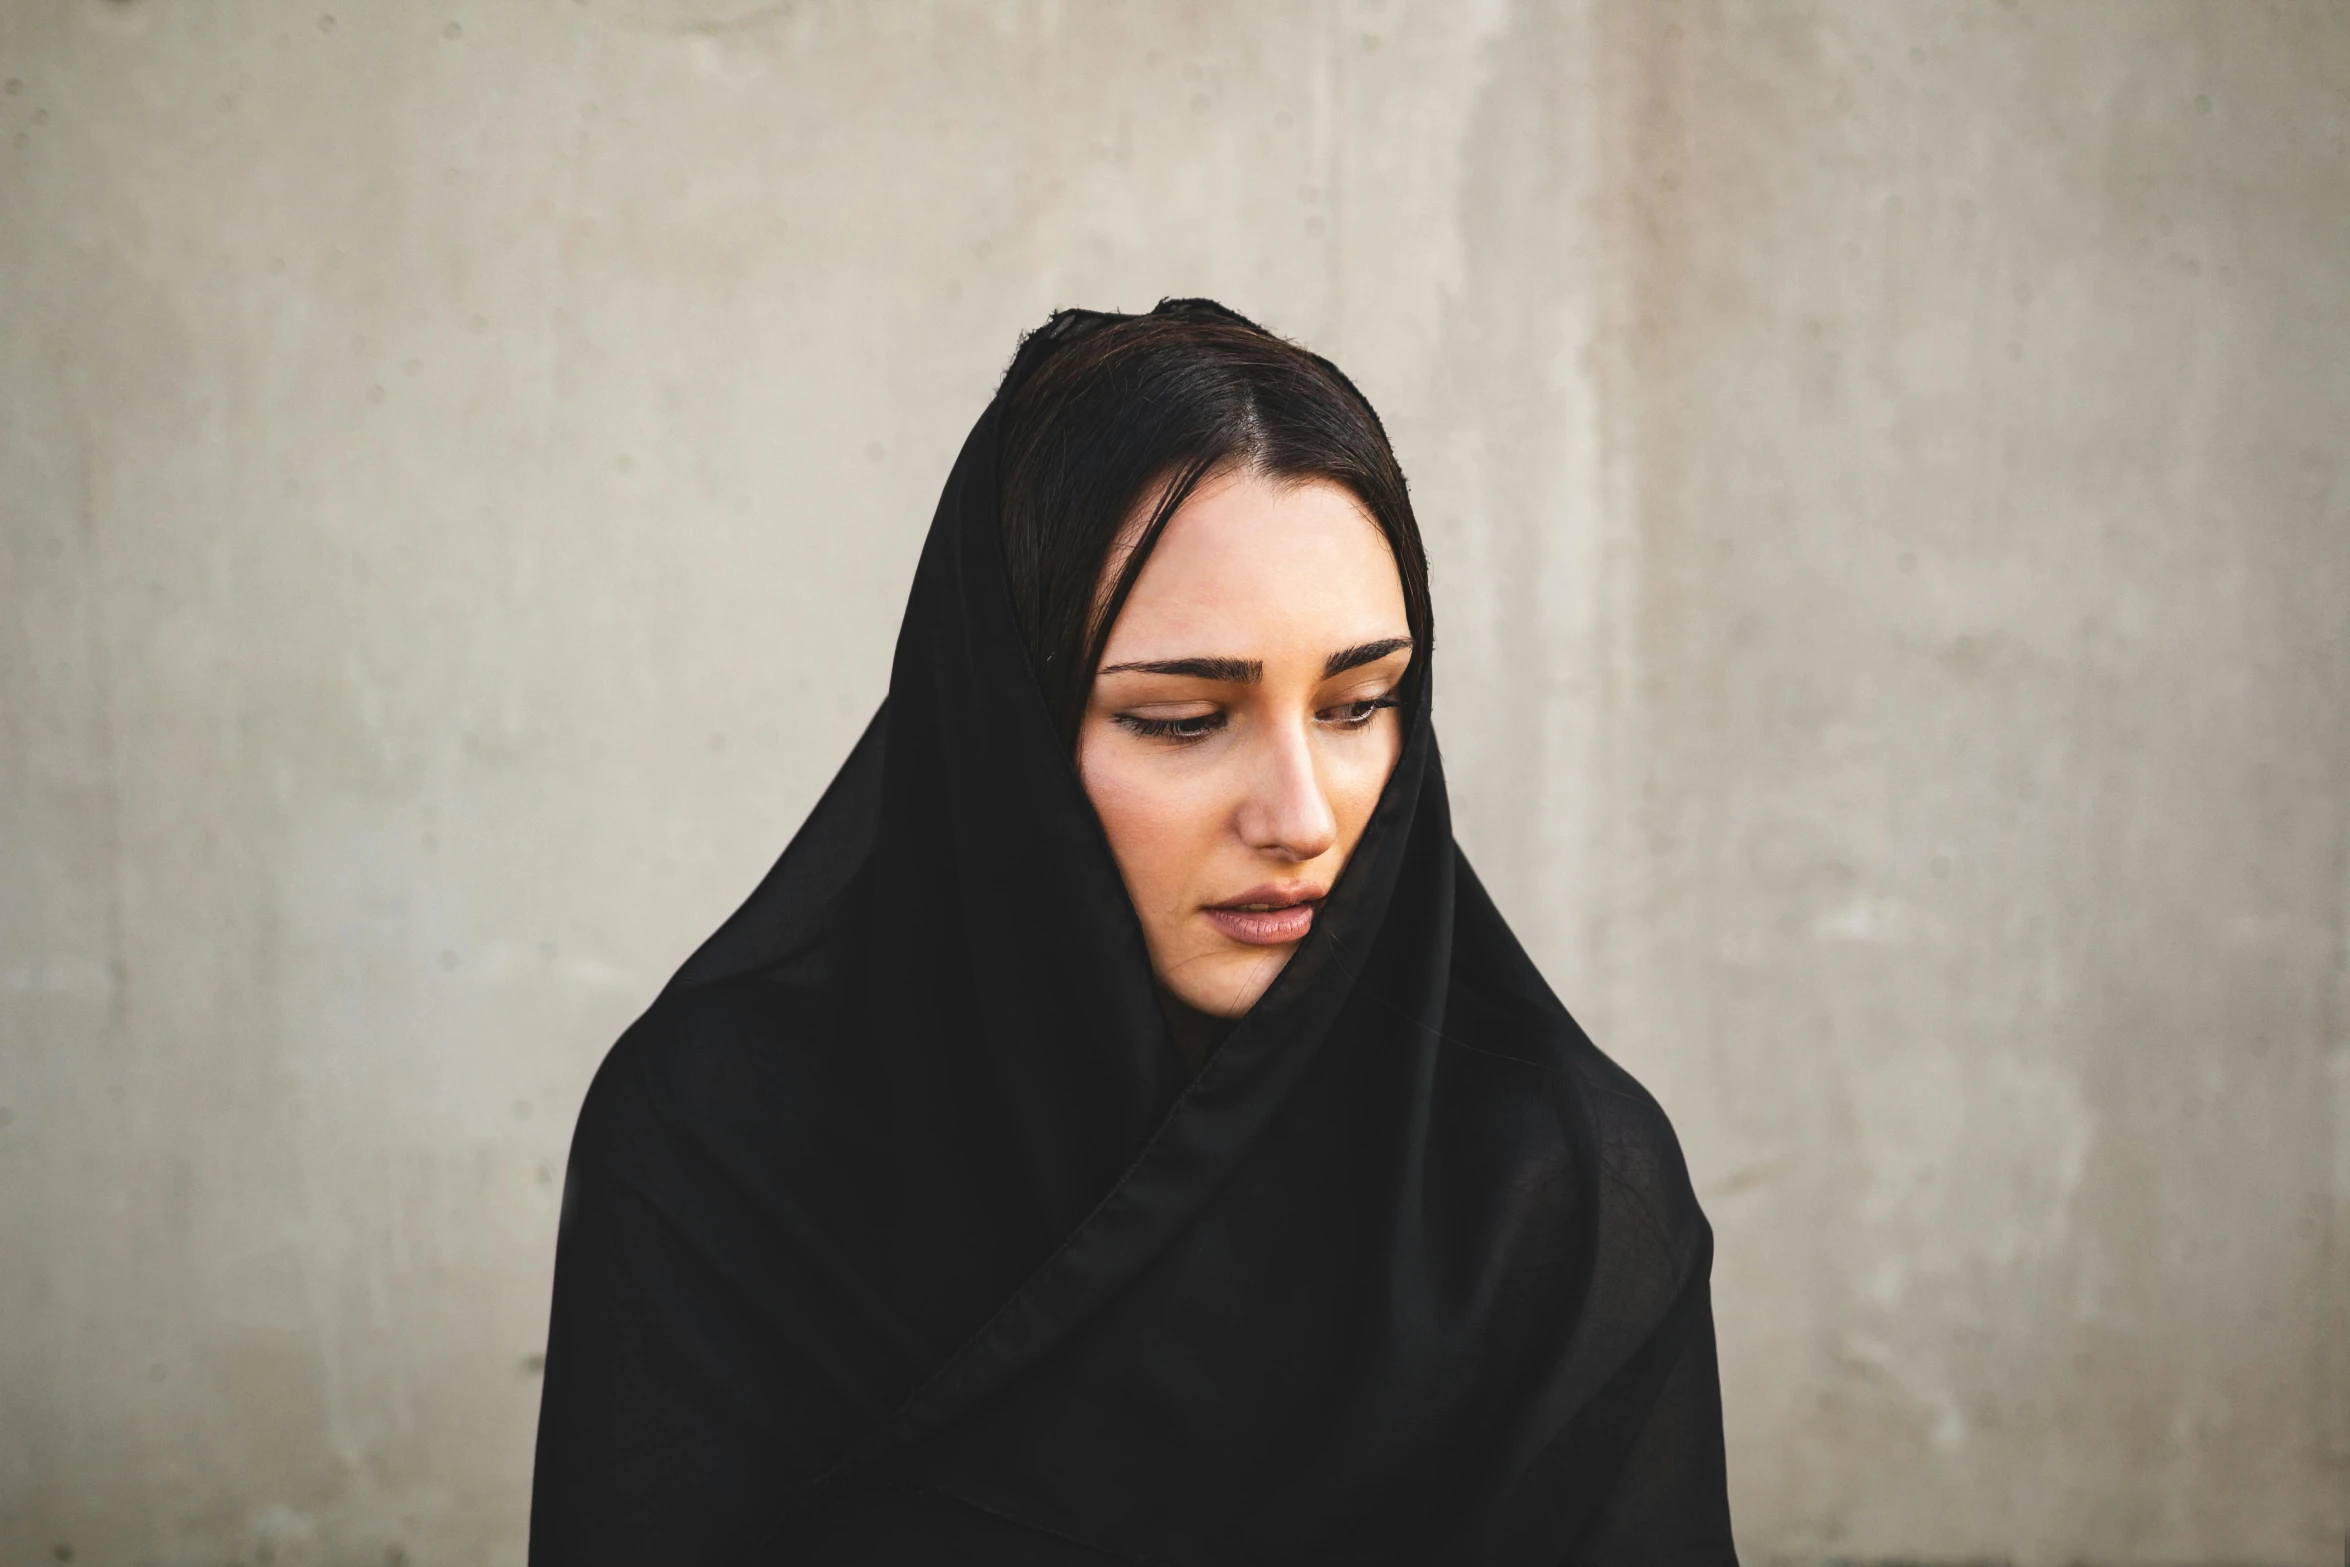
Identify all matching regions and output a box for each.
[530,302,1736,1564]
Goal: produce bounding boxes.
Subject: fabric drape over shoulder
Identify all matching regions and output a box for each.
[530,304,1738,1565]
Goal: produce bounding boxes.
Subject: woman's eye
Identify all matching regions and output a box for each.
[1319,697,1397,730]
[1114,710,1226,742]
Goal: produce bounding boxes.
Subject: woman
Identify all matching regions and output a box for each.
[531,300,1736,1563]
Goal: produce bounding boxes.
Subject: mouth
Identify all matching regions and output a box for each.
[1201,885,1325,947]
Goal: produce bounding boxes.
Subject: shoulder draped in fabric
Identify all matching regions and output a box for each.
[530,301,1738,1565]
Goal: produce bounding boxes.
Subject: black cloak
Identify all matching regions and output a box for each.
[530,305,1738,1565]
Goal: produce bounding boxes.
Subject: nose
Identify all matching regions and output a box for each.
[1235,717,1338,862]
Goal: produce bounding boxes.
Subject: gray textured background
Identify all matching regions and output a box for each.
[4,2,2347,1563]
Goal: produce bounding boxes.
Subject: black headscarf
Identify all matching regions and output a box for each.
[531,303,1737,1565]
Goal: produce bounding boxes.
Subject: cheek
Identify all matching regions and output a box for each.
[1327,724,1404,835]
[1077,738,1226,914]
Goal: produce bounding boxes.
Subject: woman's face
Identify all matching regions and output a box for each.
[1077,469,1411,1028]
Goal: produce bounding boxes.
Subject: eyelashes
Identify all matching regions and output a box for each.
[1112,696,1399,745]
[1324,696,1400,730]
[1115,711,1226,742]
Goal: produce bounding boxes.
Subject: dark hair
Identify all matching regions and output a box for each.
[997,299,1433,743]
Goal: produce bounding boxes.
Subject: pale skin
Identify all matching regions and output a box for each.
[1075,468,1412,1070]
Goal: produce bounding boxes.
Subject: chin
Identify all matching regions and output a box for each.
[1179,950,1297,1020]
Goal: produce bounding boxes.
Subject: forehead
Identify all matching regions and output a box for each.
[1100,472,1406,658]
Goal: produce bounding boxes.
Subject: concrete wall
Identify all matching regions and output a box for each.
[4,2,2345,1562]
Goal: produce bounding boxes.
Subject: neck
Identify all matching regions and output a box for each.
[1160,991,1224,1075]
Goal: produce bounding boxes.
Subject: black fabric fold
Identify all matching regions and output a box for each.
[530,302,1737,1565]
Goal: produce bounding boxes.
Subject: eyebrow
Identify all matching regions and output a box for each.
[1095,655,1264,682]
[1323,637,1413,678]
[1094,637,1413,685]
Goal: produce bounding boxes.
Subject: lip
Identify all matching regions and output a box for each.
[1201,883,1326,947]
